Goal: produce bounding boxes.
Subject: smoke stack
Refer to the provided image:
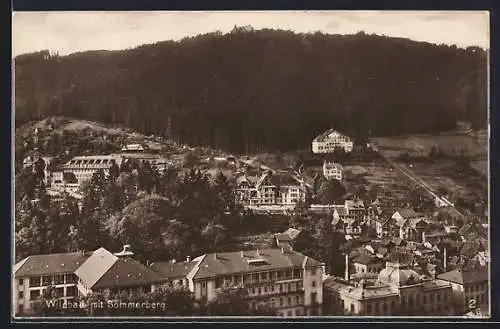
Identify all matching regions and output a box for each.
[186,256,190,262]
[443,246,447,271]
[344,254,350,281]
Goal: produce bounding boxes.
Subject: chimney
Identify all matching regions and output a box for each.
[344,254,350,281]
[443,246,447,271]
[114,244,134,258]
[281,247,285,254]
[186,256,191,262]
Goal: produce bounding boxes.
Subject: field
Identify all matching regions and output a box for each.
[372,131,487,160]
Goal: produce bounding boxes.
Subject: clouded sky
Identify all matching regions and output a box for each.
[12,11,490,56]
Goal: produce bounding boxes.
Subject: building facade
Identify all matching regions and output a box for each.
[437,266,489,315]
[312,129,354,154]
[183,248,324,317]
[323,261,453,316]
[323,161,343,181]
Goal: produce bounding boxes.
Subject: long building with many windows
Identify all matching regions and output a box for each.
[312,129,353,153]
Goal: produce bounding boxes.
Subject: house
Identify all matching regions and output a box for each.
[149,259,198,288]
[121,143,148,153]
[234,171,307,207]
[437,265,489,315]
[345,200,366,220]
[376,209,428,241]
[186,249,325,317]
[312,129,354,153]
[352,255,384,274]
[323,161,343,181]
[323,261,453,316]
[57,155,124,187]
[13,246,167,316]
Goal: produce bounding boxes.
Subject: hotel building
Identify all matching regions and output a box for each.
[312,129,353,154]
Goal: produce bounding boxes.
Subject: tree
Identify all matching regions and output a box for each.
[108,159,120,181]
[203,286,275,316]
[316,179,346,204]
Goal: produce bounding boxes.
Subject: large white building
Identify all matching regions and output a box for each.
[56,155,124,186]
[323,161,343,181]
[151,248,325,317]
[312,129,353,154]
[235,171,307,207]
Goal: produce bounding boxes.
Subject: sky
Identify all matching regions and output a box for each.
[12,11,490,57]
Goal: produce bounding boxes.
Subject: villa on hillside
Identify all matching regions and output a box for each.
[312,129,353,154]
[323,161,343,181]
[234,170,307,207]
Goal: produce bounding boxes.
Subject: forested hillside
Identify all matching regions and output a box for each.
[14,27,487,154]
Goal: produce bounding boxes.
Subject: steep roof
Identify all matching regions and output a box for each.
[192,249,323,280]
[150,261,198,279]
[437,266,489,285]
[313,129,351,142]
[393,208,418,219]
[75,248,118,288]
[14,252,90,277]
[92,257,166,289]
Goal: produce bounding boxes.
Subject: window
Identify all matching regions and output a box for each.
[251,288,255,294]
[30,277,41,287]
[311,292,317,304]
[202,281,206,288]
[280,298,284,306]
[19,279,24,286]
[264,286,267,293]
[18,291,23,299]
[296,296,300,304]
[54,274,65,285]
[287,310,293,317]
[258,287,261,295]
[296,309,301,316]
[288,297,292,305]
[366,303,372,314]
[66,286,78,297]
[30,290,41,301]
[437,293,441,302]
[280,285,283,293]
[312,281,316,288]
[350,304,355,313]
[66,274,77,284]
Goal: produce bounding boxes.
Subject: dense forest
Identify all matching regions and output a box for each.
[14,27,488,154]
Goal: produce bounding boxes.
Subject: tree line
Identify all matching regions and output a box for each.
[15,28,487,154]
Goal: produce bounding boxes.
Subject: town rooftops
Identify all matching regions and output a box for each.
[150,261,198,279]
[191,249,323,280]
[323,277,398,300]
[437,266,489,285]
[393,208,418,219]
[313,129,351,143]
[14,252,90,277]
[353,254,381,265]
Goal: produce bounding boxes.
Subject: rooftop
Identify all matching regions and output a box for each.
[14,252,90,277]
[192,249,323,280]
[437,266,489,285]
[150,261,198,279]
[313,129,351,143]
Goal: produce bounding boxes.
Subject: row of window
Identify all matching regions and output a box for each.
[26,274,77,288]
[248,281,304,296]
[213,269,304,288]
[24,286,79,301]
[465,283,488,294]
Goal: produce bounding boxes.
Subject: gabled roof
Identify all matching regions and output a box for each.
[14,252,90,278]
[437,266,489,285]
[393,208,418,220]
[75,248,118,288]
[353,254,381,265]
[345,200,365,210]
[313,129,351,142]
[92,257,166,289]
[191,249,323,280]
[150,261,198,279]
[283,228,302,240]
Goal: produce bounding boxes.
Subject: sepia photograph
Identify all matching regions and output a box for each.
[12,10,490,320]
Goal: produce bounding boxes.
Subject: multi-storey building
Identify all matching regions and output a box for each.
[323,161,343,181]
[13,246,166,316]
[56,155,124,187]
[13,251,90,315]
[437,265,489,315]
[312,129,354,154]
[234,171,307,207]
[22,155,53,185]
[178,248,324,317]
[323,261,453,316]
[375,209,428,241]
